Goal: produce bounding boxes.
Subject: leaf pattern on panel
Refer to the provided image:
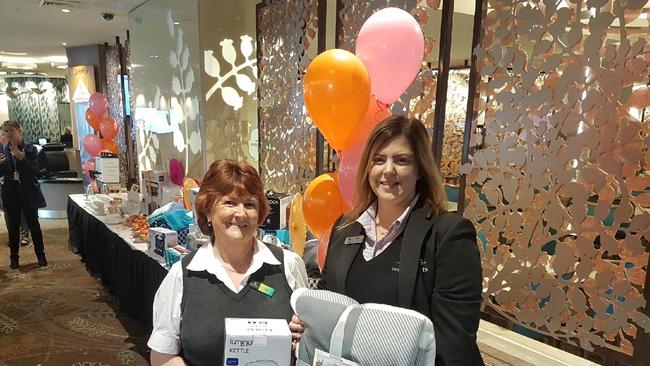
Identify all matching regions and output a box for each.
[464,0,650,355]
[134,11,202,172]
[204,35,257,111]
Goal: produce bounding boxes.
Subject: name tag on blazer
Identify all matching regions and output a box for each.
[344,235,364,245]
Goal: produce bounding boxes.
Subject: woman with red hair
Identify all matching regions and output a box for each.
[148,160,308,366]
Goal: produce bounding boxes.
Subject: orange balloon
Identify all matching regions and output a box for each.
[317,227,332,270]
[289,193,307,257]
[343,95,391,150]
[85,109,102,131]
[101,139,118,153]
[302,173,347,238]
[304,49,371,151]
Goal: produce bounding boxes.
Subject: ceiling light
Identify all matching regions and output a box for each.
[174,22,179,25]
[41,55,68,63]
[62,42,67,46]
[56,65,67,69]
[2,63,37,70]
[0,51,27,56]
[0,71,6,75]
[61,9,70,13]
[0,56,42,64]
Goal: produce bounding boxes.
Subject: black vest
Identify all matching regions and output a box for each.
[179,244,294,366]
[345,234,403,307]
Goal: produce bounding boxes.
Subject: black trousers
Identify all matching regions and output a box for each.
[6,205,44,260]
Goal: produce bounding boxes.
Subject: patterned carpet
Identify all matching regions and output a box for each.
[0,226,149,366]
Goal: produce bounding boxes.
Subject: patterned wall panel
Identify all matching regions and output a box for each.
[6,77,69,143]
[463,0,650,355]
[199,0,259,168]
[336,0,441,134]
[124,40,139,184]
[441,69,469,180]
[130,0,204,179]
[105,45,128,184]
[257,0,319,193]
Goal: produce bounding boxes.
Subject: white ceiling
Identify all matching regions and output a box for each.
[0,0,146,77]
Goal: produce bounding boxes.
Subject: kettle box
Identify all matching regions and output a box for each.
[223,318,291,366]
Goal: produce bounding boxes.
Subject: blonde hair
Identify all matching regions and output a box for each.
[340,115,447,227]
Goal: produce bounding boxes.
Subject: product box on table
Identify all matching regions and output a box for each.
[223,318,291,366]
[148,227,178,257]
[260,192,292,231]
[141,170,169,213]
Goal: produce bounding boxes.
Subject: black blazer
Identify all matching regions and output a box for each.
[0,142,46,209]
[318,199,484,366]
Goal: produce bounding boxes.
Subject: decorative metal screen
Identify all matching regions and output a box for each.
[336,0,441,133]
[106,45,128,184]
[442,69,470,180]
[257,0,319,193]
[463,0,650,355]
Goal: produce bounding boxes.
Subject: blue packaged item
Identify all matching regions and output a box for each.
[164,210,193,231]
[276,229,291,247]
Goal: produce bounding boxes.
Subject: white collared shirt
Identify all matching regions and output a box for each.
[356,195,419,261]
[147,239,309,355]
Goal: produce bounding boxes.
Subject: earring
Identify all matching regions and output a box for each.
[207,220,212,227]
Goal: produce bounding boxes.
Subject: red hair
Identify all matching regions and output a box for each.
[194,160,269,239]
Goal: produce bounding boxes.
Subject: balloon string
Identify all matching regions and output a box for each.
[376,100,389,110]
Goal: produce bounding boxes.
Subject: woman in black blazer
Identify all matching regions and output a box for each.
[291,115,484,365]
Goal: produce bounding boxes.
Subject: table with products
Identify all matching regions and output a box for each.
[67,194,167,330]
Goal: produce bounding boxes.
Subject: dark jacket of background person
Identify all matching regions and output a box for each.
[0,142,46,209]
[318,198,484,366]
[60,133,73,147]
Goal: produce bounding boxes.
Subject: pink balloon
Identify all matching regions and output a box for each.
[82,157,96,176]
[338,139,365,207]
[345,96,391,149]
[83,134,102,157]
[99,117,119,140]
[355,8,424,104]
[89,92,108,117]
[169,158,185,186]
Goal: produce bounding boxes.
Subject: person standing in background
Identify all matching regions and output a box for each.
[0,129,29,248]
[0,121,47,269]
[60,126,73,147]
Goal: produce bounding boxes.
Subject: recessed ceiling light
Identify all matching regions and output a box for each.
[0,51,27,56]
[61,9,70,13]
[62,42,67,46]
[42,55,68,63]
[174,21,179,25]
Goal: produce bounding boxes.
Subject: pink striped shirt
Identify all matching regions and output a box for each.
[355,195,420,261]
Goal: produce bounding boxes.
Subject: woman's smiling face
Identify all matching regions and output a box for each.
[368,135,419,207]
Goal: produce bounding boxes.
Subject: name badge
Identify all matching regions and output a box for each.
[313,349,359,366]
[13,171,19,181]
[249,280,275,297]
[344,235,364,245]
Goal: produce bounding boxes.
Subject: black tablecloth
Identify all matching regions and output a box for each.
[67,197,167,331]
